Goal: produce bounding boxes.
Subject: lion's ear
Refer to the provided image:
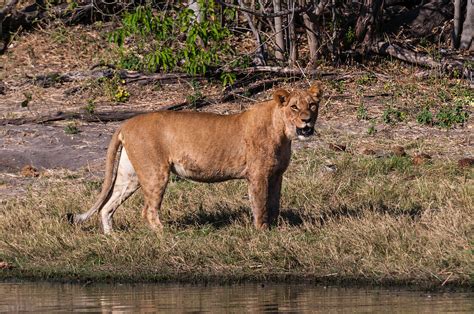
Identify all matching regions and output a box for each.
[273,89,290,106]
[308,82,323,98]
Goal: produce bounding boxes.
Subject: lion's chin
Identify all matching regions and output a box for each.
[295,126,314,140]
[297,135,312,141]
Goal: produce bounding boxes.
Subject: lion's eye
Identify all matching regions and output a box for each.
[310,104,318,111]
[291,105,298,111]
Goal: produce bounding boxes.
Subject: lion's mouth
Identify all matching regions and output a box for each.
[296,126,314,137]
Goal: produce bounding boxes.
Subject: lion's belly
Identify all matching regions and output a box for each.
[170,156,247,183]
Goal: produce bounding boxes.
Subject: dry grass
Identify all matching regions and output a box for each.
[0,147,472,288]
[0,21,472,288]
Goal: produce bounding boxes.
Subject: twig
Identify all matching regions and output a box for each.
[217,0,313,18]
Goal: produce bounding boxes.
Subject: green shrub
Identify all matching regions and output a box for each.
[367,119,377,135]
[109,1,234,84]
[21,92,32,108]
[416,107,433,125]
[435,104,469,129]
[64,122,80,135]
[382,107,405,124]
[356,73,377,85]
[100,75,130,103]
[84,99,95,114]
[357,104,369,120]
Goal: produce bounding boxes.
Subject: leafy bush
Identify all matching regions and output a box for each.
[109,1,234,82]
[382,107,405,124]
[100,75,130,103]
[21,92,32,108]
[357,103,369,120]
[64,122,80,135]
[416,107,433,125]
[367,119,377,135]
[435,104,469,129]
[356,73,377,85]
[186,80,203,106]
[84,99,95,114]
[114,86,130,103]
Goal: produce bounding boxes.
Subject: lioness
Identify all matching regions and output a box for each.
[68,83,322,233]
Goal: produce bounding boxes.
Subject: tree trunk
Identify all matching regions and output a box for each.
[287,0,298,67]
[330,0,337,58]
[188,0,205,47]
[273,0,285,62]
[0,0,19,22]
[0,0,26,51]
[355,0,384,52]
[188,0,203,23]
[453,0,464,48]
[459,0,473,51]
[300,0,318,68]
[239,0,266,65]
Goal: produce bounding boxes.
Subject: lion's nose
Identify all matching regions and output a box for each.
[301,116,311,123]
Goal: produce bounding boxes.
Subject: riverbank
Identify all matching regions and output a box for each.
[1,148,472,290]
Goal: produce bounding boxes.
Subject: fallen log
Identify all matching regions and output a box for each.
[30,69,196,87]
[0,110,148,126]
[0,104,199,126]
[30,66,319,87]
[221,77,288,102]
[373,42,473,82]
[2,76,290,126]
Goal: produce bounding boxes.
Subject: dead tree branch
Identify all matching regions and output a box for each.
[30,66,319,87]
[2,76,290,126]
[374,42,473,81]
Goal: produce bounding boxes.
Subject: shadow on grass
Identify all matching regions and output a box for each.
[110,202,424,231]
[280,202,423,227]
[170,205,251,229]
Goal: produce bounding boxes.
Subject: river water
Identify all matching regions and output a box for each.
[1,282,472,312]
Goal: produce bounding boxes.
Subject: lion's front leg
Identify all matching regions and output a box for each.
[248,176,271,229]
[268,174,283,226]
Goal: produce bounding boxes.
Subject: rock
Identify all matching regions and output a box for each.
[391,145,406,157]
[20,165,40,177]
[458,158,474,168]
[412,153,431,165]
[328,143,347,152]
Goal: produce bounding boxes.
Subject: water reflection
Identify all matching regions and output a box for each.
[1,282,473,312]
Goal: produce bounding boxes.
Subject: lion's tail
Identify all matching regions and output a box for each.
[66,127,123,225]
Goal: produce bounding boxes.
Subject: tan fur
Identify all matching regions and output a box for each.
[69,83,323,233]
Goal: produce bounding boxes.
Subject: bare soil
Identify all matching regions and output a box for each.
[0,24,472,203]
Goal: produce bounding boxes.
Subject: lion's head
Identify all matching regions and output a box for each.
[273,82,323,140]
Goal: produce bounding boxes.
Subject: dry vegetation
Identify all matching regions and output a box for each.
[0,22,473,288]
[0,147,472,288]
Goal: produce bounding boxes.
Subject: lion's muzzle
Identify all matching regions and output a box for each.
[296,125,314,137]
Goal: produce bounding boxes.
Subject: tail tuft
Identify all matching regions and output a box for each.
[65,213,75,225]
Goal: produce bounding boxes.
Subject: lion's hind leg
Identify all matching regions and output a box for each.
[100,148,139,234]
[139,165,170,231]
